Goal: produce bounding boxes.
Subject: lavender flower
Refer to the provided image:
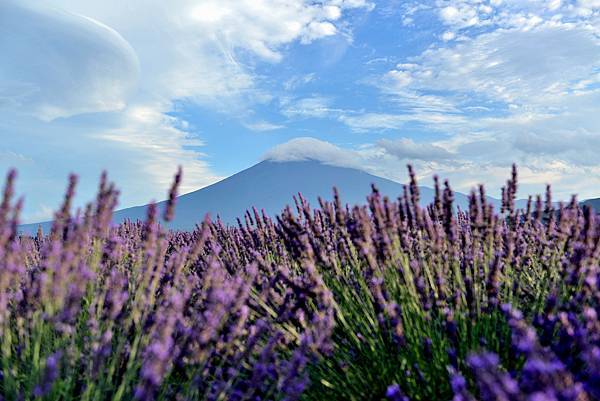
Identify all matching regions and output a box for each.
[33,352,62,398]
[0,165,598,401]
[386,384,410,401]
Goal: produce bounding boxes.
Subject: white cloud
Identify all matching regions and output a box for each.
[94,104,221,196]
[439,5,480,29]
[263,137,454,178]
[441,31,457,41]
[243,121,285,132]
[263,137,365,169]
[0,1,139,121]
[577,0,600,13]
[281,96,343,118]
[374,21,600,174]
[283,73,316,91]
[331,0,375,9]
[257,1,599,201]
[339,113,409,131]
[263,137,600,202]
[344,1,600,200]
[377,138,455,161]
[340,111,466,132]
[47,0,372,95]
[388,24,599,108]
[303,21,338,43]
[0,0,371,221]
[401,0,599,35]
[548,0,562,11]
[261,137,500,198]
[262,137,430,187]
[0,103,222,223]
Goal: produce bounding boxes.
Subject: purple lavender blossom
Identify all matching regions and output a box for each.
[0,165,599,401]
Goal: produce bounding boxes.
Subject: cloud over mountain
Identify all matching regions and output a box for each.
[0,0,371,222]
[0,0,139,121]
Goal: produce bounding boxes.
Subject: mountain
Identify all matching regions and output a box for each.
[581,198,600,212]
[19,160,504,234]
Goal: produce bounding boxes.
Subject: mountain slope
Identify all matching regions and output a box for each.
[20,160,501,233]
[581,198,600,211]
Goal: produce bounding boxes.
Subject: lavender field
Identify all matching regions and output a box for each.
[0,166,598,401]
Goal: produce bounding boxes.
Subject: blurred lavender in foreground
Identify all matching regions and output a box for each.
[0,165,598,401]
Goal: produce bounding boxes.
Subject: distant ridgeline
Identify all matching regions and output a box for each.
[19,160,557,234]
[582,198,600,212]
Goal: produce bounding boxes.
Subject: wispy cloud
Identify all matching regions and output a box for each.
[377,138,455,161]
[335,1,600,198]
[263,137,366,168]
[0,1,139,121]
[280,96,345,118]
[0,0,371,221]
[243,121,285,132]
[2,0,599,221]
[339,111,466,132]
[385,24,599,109]
[263,137,460,186]
[262,136,600,202]
[261,0,599,200]
[378,21,600,168]
[283,73,317,91]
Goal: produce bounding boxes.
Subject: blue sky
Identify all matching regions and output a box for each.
[1,0,599,222]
